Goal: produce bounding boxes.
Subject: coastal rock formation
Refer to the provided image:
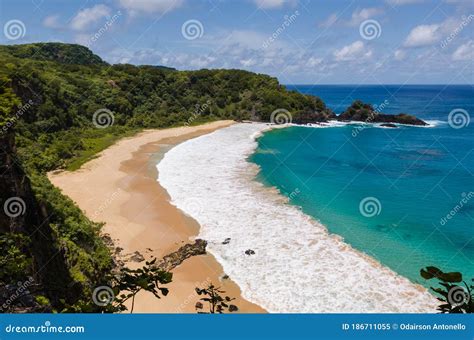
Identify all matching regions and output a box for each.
[337,100,427,126]
[292,110,337,124]
[129,251,145,263]
[156,239,207,271]
[274,100,427,126]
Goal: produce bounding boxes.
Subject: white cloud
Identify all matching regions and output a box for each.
[307,57,323,67]
[118,0,184,14]
[253,0,293,9]
[70,5,111,31]
[386,0,424,6]
[349,7,383,26]
[333,40,372,61]
[106,27,328,76]
[452,40,474,60]
[319,13,338,28]
[394,49,406,60]
[403,24,440,47]
[43,15,60,29]
[444,0,473,4]
[403,17,465,48]
[240,58,257,67]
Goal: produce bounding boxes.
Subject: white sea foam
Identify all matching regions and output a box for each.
[424,120,448,127]
[297,120,349,128]
[299,119,445,129]
[157,123,438,313]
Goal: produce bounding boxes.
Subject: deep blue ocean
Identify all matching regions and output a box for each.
[251,85,473,286]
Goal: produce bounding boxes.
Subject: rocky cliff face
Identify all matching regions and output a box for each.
[0,132,76,306]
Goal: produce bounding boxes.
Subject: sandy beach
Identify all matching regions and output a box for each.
[48,121,265,313]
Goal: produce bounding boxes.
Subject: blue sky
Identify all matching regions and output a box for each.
[1,0,473,84]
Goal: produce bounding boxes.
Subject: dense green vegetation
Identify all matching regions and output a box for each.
[1,43,331,171]
[0,42,330,312]
[1,43,107,66]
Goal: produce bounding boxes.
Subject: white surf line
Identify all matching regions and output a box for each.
[158,123,438,313]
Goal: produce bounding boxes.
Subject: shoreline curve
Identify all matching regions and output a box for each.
[158,122,439,313]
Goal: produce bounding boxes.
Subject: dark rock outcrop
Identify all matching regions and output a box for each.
[292,110,337,124]
[156,239,207,271]
[273,100,427,126]
[337,100,427,126]
[129,251,145,263]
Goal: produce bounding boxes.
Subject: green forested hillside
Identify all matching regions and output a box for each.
[0,43,107,65]
[1,43,331,171]
[0,43,331,312]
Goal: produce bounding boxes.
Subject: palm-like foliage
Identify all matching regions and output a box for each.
[421,266,473,313]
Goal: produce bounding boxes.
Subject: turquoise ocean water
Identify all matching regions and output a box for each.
[251,85,473,286]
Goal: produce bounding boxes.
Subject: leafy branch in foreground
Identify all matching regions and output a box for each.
[420,266,473,313]
[62,258,172,313]
[195,283,238,314]
[109,258,172,313]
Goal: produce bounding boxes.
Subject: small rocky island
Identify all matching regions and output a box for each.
[291,100,428,126]
[337,100,428,126]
